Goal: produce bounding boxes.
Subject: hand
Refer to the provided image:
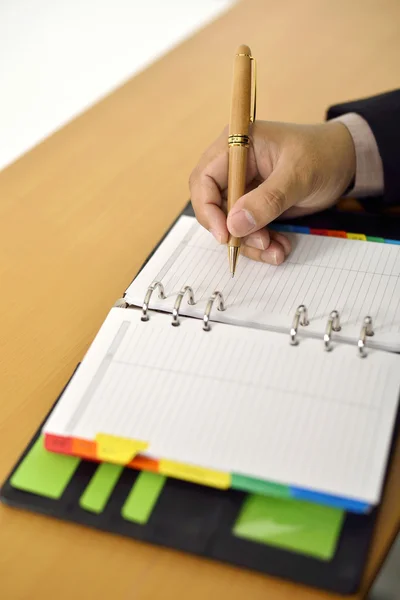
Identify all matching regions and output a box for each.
[189,120,356,264]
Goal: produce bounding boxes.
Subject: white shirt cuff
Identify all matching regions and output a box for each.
[333,113,384,197]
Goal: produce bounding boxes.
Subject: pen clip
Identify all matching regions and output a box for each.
[250,57,257,123]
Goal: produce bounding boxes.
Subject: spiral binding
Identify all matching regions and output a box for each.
[358,316,374,358]
[290,305,309,345]
[324,310,341,352]
[203,291,225,331]
[133,283,377,357]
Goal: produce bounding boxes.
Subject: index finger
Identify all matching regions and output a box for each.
[189,132,230,243]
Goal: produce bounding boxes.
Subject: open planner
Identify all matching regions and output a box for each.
[42,215,400,513]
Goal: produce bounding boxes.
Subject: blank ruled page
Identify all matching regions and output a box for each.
[43,307,400,505]
[125,217,400,352]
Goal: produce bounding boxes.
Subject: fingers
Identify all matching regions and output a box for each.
[190,151,229,243]
[227,166,295,237]
[242,230,291,265]
[190,127,259,244]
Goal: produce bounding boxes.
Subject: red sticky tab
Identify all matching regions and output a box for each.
[44,433,73,454]
[310,229,330,236]
[130,454,159,473]
[327,230,347,238]
[72,437,97,461]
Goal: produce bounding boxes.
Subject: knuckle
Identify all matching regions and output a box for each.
[260,187,286,216]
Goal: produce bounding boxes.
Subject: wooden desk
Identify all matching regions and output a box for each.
[0,0,399,598]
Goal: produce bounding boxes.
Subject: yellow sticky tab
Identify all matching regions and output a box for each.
[159,459,231,489]
[96,433,148,465]
[346,232,367,241]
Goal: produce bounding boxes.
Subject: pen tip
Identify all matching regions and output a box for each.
[228,246,240,277]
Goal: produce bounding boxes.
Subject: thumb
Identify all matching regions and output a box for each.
[227,168,295,237]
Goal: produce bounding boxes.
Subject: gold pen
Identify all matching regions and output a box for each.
[227,44,256,277]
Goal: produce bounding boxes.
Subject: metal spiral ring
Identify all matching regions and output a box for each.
[203,291,225,331]
[290,305,309,345]
[358,316,374,358]
[324,310,341,352]
[171,286,196,326]
[141,281,165,321]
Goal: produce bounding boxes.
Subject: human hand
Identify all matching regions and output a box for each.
[189,120,356,264]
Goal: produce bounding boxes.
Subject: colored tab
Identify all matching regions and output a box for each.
[384,238,400,245]
[96,433,148,465]
[327,230,347,238]
[10,436,80,499]
[346,232,367,241]
[72,437,97,460]
[291,226,310,234]
[269,223,293,232]
[233,494,344,561]
[310,228,330,236]
[232,474,290,498]
[159,459,230,489]
[44,433,73,455]
[290,487,370,513]
[366,236,385,243]
[130,455,159,473]
[122,471,166,524]
[79,463,123,514]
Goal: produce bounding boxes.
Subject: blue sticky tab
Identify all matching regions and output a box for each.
[290,487,370,513]
[291,226,310,234]
[384,238,400,245]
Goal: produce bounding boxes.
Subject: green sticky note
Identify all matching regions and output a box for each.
[79,463,124,514]
[10,436,80,499]
[232,474,290,498]
[233,494,344,560]
[122,471,166,524]
[366,236,385,243]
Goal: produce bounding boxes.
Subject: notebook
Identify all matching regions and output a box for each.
[42,215,400,512]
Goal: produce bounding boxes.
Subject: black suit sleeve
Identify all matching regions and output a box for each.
[326,90,400,206]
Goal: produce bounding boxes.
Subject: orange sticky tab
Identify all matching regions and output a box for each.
[327,230,347,238]
[44,433,73,455]
[346,232,367,241]
[130,455,159,473]
[159,459,231,489]
[72,437,97,461]
[96,433,148,465]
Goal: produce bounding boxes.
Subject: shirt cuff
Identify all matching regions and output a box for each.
[332,113,384,198]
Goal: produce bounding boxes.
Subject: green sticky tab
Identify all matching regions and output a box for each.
[79,463,124,514]
[122,471,166,524]
[10,436,80,499]
[366,236,385,243]
[232,474,290,498]
[233,494,344,560]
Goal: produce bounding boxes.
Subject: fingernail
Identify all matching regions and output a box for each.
[245,235,266,250]
[261,249,279,265]
[228,209,256,236]
[210,229,223,244]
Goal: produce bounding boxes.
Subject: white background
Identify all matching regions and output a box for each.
[0,0,234,171]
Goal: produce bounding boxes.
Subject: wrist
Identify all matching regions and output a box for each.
[325,121,356,197]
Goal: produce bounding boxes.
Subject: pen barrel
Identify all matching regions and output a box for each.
[227,146,248,247]
[227,46,252,248]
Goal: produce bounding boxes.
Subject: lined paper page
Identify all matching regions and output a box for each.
[43,308,400,505]
[124,217,400,352]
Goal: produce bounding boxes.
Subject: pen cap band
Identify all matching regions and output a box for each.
[228,134,249,147]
